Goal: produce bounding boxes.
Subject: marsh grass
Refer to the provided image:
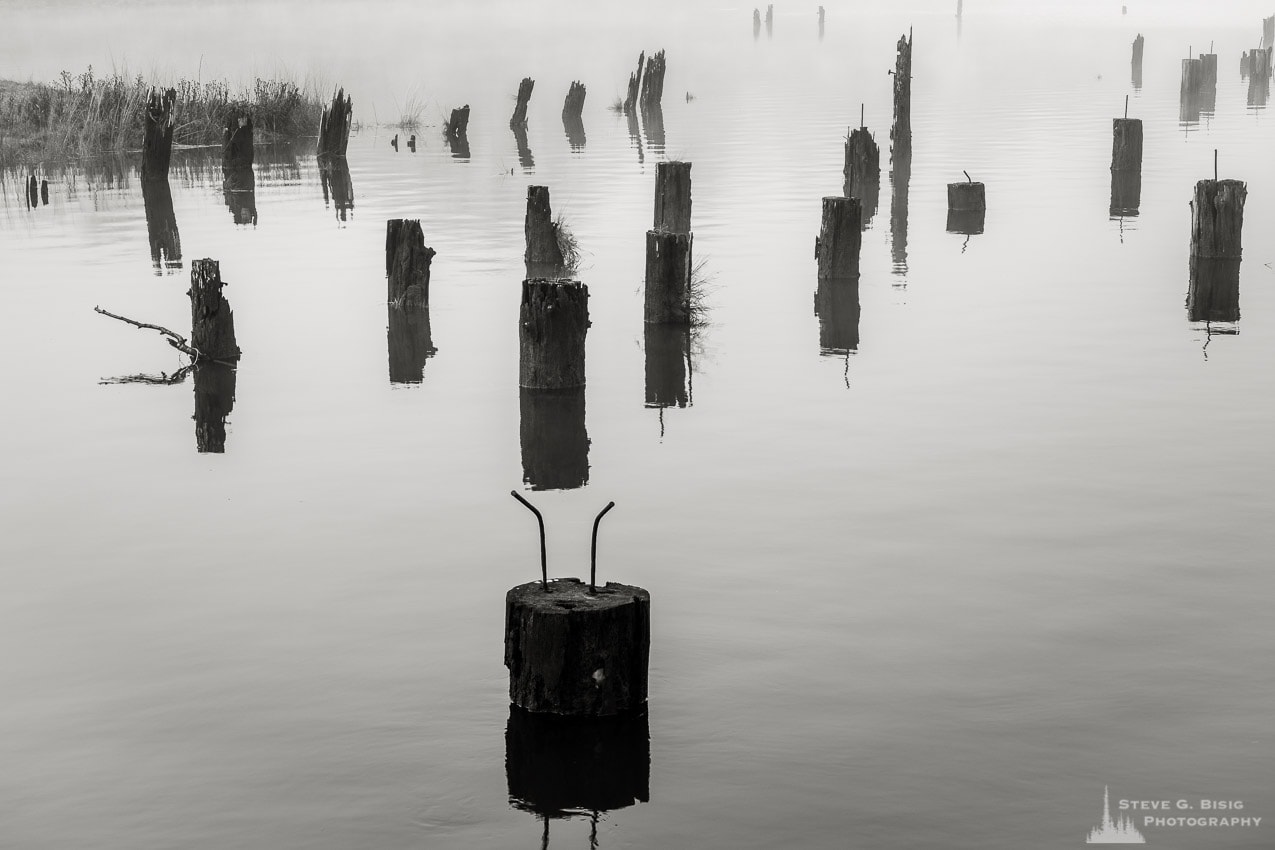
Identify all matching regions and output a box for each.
[687,256,714,326]
[552,213,581,271]
[0,67,324,167]
[390,87,425,131]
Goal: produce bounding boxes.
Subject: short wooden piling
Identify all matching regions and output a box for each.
[385,219,436,307]
[26,175,37,209]
[140,87,177,181]
[562,81,586,122]
[1199,52,1218,87]
[222,115,253,170]
[505,578,650,716]
[1111,118,1143,173]
[1187,257,1241,325]
[623,52,645,114]
[511,77,534,128]
[446,104,471,138]
[525,186,566,273]
[316,87,353,158]
[640,50,666,113]
[519,279,589,390]
[816,196,862,279]
[188,259,240,362]
[890,32,913,160]
[1190,179,1246,259]
[519,387,589,490]
[653,160,692,234]
[644,230,693,324]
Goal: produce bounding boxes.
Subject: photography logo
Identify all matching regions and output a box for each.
[1086,786,1146,844]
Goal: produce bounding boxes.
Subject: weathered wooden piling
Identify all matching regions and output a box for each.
[640,50,666,112]
[142,178,182,270]
[624,52,645,114]
[814,275,860,355]
[385,219,436,307]
[505,577,650,716]
[519,279,589,390]
[890,32,913,160]
[1132,34,1144,88]
[1190,179,1246,259]
[519,387,589,490]
[511,77,534,128]
[407,134,416,152]
[753,8,761,39]
[653,160,692,235]
[644,324,690,409]
[27,175,38,208]
[505,706,650,816]
[818,6,826,37]
[644,230,693,324]
[816,196,862,279]
[1187,257,1241,325]
[141,87,177,181]
[1199,52,1218,87]
[446,105,471,158]
[1249,47,1272,78]
[562,81,586,121]
[193,362,236,454]
[316,87,353,158]
[843,126,880,218]
[1181,57,1204,99]
[525,186,566,274]
[387,303,437,384]
[40,179,48,206]
[765,4,774,36]
[1265,15,1275,49]
[222,115,253,170]
[188,259,240,362]
[1111,116,1143,173]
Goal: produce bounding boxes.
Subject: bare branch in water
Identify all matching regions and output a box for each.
[99,365,195,386]
[94,305,199,358]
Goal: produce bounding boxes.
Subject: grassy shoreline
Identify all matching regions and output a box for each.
[0,69,325,168]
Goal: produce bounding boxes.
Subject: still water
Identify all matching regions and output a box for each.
[2,2,1274,848]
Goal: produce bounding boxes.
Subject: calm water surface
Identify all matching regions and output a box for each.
[2,2,1274,848]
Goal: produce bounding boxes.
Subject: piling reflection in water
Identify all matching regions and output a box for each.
[141,178,182,272]
[1248,74,1270,109]
[1179,89,1201,125]
[1187,257,1240,330]
[563,114,586,151]
[889,151,912,277]
[317,154,354,222]
[193,362,236,454]
[506,706,650,819]
[644,324,691,409]
[519,387,589,490]
[222,166,257,226]
[626,110,645,164]
[642,103,665,153]
[512,124,535,172]
[387,304,437,384]
[945,209,985,235]
[1109,169,1141,218]
[814,275,860,355]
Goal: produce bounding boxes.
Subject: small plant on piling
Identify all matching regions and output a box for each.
[687,256,714,326]
[552,213,581,271]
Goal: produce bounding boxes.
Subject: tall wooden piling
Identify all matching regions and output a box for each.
[816,196,862,279]
[843,126,880,222]
[519,387,589,490]
[385,219,436,307]
[644,231,693,324]
[188,259,240,362]
[890,32,913,160]
[1131,34,1144,88]
[653,160,692,234]
[505,578,650,716]
[525,186,566,273]
[623,52,645,114]
[640,50,666,113]
[511,77,534,128]
[140,87,177,182]
[1190,179,1246,259]
[519,279,589,390]
[316,87,353,158]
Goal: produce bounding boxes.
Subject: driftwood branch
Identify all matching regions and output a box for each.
[99,365,195,386]
[95,305,199,358]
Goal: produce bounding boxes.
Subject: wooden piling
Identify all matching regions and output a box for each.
[753,8,761,39]
[1187,257,1241,325]
[26,175,37,209]
[1249,48,1272,78]
[407,134,416,152]
[1190,179,1246,259]
[385,219,436,307]
[316,87,353,158]
[525,186,566,274]
[1131,34,1144,88]
[644,230,693,324]
[765,4,774,36]
[816,196,862,279]
[818,6,826,37]
[193,362,236,454]
[1181,57,1204,98]
[446,105,471,158]
[843,126,880,215]
[39,179,48,206]
[653,160,692,234]
[1265,15,1275,50]
[519,387,589,490]
[387,303,437,385]
[623,52,645,115]
[562,81,586,122]
[640,50,666,113]
[140,87,177,182]
[1111,118,1143,172]
[188,259,240,362]
[1199,52,1218,87]
[505,578,650,716]
[519,279,589,390]
[222,115,253,170]
[890,32,913,160]
[511,77,535,128]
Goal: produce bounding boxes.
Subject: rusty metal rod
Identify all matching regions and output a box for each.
[511,490,548,590]
[590,501,616,592]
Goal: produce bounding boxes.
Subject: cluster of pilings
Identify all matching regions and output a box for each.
[1179,45,1218,123]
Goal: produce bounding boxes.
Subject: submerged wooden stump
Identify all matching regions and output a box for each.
[653,160,692,234]
[1110,118,1143,172]
[640,49,666,113]
[140,87,177,181]
[316,87,353,158]
[519,387,589,490]
[189,259,240,362]
[816,196,862,279]
[1187,257,1241,325]
[505,706,650,817]
[525,185,566,272]
[385,219,436,306]
[890,32,913,160]
[511,77,534,128]
[644,230,692,324]
[1190,179,1246,258]
[623,52,645,115]
[505,578,651,716]
[519,279,589,390]
[194,362,236,454]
